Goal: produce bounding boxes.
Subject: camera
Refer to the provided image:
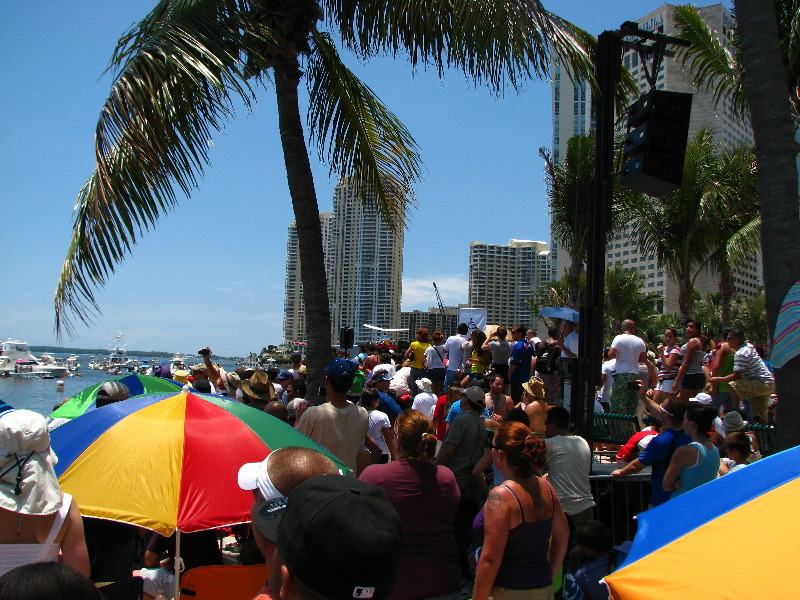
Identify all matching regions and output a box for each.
[627,380,642,391]
[198,348,211,356]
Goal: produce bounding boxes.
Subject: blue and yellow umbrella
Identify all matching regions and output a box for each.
[605,445,800,599]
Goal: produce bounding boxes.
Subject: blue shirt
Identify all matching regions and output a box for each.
[377,391,402,421]
[446,400,491,422]
[637,428,691,506]
[510,340,534,383]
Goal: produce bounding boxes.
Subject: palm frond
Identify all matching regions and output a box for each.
[306,31,423,231]
[673,5,749,122]
[55,0,274,336]
[325,0,595,95]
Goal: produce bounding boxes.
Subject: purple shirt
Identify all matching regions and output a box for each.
[359,461,461,600]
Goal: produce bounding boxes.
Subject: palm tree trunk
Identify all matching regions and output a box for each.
[735,0,800,449]
[567,258,584,310]
[274,57,331,402]
[718,262,734,328]
[678,275,694,325]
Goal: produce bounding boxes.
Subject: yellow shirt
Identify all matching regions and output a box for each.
[409,341,431,369]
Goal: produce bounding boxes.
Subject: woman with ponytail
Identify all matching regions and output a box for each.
[359,410,461,600]
[472,421,569,600]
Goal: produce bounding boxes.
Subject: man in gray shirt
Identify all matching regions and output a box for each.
[436,386,488,577]
[544,406,595,541]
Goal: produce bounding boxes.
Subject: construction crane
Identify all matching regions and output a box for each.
[433,282,447,325]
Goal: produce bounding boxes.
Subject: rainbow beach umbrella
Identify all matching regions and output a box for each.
[605,445,800,599]
[50,373,190,420]
[49,391,349,535]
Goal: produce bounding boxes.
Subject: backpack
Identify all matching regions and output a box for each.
[536,342,561,374]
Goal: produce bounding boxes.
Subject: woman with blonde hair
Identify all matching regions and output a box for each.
[472,421,569,600]
[360,410,460,600]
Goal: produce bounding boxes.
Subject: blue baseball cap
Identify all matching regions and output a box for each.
[326,358,357,380]
[277,370,293,381]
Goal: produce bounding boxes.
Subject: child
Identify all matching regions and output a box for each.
[567,521,616,600]
[722,431,751,473]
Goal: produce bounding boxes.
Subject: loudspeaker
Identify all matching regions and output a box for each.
[621,89,692,196]
[340,327,354,350]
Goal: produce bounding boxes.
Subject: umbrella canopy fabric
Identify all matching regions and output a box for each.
[50,373,188,419]
[50,392,348,535]
[605,445,800,599]
[538,307,580,322]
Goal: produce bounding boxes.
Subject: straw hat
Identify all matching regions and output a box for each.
[241,370,276,401]
[0,410,62,515]
[522,376,546,399]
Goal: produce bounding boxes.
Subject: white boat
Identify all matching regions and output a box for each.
[0,340,68,378]
[65,355,81,371]
[88,332,140,372]
[170,354,192,373]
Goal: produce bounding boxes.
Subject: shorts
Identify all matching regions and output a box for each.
[656,378,676,394]
[680,372,706,391]
[610,372,640,415]
[427,367,446,383]
[491,364,510,382]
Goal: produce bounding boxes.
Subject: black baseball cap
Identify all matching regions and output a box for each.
[276,475,404,600]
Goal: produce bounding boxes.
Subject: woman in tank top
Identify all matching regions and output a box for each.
[472,421,569,600]
[0,409,89,577]
[654,327,682,404]
[674,320,707,402]
[663,404,720,499]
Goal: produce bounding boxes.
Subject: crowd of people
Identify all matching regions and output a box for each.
[0,317,779,600]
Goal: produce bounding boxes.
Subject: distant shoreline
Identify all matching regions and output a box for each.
[29,346,240,360]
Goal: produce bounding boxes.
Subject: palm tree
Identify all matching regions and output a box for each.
[674,2,800,132]
[630,129,758,323]
[541,135,637,310]
[53,0,596,399]
[733,0,800,449]
[603,265,660,343]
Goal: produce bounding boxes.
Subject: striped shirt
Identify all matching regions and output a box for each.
[733,343,774,383]
[658,345,682,379]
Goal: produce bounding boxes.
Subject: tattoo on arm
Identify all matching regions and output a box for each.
[486,490,502,512]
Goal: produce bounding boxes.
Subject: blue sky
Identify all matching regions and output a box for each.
[0,1,695,356]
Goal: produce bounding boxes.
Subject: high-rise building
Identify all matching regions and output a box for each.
[283,180,404,346]
[398,306,461,343]
[468,240,553,327]
[283,212,334,345]
[549,3,762,313]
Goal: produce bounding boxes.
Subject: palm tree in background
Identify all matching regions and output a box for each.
[603,265,660,342]
[630,130,758,323]
[53,0,597,398]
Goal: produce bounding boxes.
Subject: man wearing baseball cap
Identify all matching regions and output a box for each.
[295,358,371,473]
[238,447,340,598]
[274,475,404,600]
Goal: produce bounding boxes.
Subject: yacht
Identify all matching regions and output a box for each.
[0,340,68,378]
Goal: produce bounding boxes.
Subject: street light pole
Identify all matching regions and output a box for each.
[573,31,621,442]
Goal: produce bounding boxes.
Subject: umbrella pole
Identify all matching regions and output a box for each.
[173,530,182,600]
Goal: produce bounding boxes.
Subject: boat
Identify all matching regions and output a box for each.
[0,340,68,378]
[65,355,81,372]
[88,332,140,372]
[170,354,192,374]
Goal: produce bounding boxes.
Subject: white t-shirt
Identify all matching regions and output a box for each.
[611,334,646,374]
[367,409,391,454]
[564,331,579,357]
[411,391,438,418]
[600,359,616,404]
[444,334,467,371]
[424,345,446,369]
